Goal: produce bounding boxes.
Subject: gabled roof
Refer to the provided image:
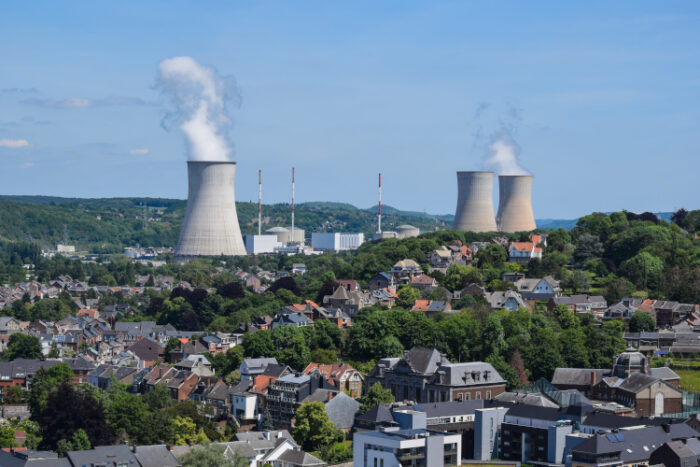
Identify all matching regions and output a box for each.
[128,337,164,362]
[402,347,448,375]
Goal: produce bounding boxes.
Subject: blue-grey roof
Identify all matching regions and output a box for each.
[324,393,360,429]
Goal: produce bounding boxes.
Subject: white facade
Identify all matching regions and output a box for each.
[232,392,258,420]
[312,232,364,252]
[353,429,462,467]
[244,235,282,255]
[56,244,76,253]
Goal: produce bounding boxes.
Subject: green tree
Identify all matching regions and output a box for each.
[242,330,274,358]
[629,312,656,332]
[375,336,403,359]
[179,444,249,467]
[4,334,43,360]
[396,285,420,309]
[620,252,664,290]
[292,401,341,452]
[359,383,395,414]
[71,428,91,451]
[4,385,25,404]
[56,439,73,457]
[28,363,74,420]
[105,383,150,442]
[48,341,60,358]
[526,328,564,381]
[172,416,208,446]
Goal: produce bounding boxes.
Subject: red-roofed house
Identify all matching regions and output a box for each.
[410,274,438,291]
[529,233,548,247]
[77,308,99,319]
[411,300,431,312]
[508,242,543,264]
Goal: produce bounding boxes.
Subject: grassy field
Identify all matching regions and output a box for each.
[675,369,700,392]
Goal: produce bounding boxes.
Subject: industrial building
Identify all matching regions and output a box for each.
[496,175,536,232]
[453,171,498,232]
[266,226,305,245]
[243,235,281,255]
[175,161,247,258]
[312,233,364,252]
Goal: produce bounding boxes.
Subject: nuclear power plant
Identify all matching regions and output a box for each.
[453,171,536,233]
[496,175,536,232]
[453,171,498,232]
[175,161,247,259]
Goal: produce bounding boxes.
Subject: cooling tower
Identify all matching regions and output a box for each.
[453,171,497,232]
[497,175,536,232]
[175,161,247,258]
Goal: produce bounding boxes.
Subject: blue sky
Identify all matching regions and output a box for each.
[1,1,699,218]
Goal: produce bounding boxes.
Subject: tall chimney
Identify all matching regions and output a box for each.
[258,169,262,236]
[497,175,536,232]
[453,171,497,232]
[175,161,246,258]
[291,167,295,242]
[378,173,382,233]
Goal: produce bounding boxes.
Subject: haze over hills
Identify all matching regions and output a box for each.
[0,194,678,252]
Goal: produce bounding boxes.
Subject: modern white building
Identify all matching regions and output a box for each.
[353,410,462,467]
[244,234,282,255]
[312,232,365,252]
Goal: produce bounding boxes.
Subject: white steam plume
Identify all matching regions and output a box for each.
[484,137,530,175]
[157,56,239,161]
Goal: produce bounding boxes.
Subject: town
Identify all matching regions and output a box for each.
[0,207,698,466]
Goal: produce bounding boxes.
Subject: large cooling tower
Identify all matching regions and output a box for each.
[453,171,497,232]
[175,161,247,258]
[497,175,536,232]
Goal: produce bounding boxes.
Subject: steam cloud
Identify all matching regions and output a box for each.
[484,137,530,176]
[157,56,239,162]
[473,103,530,176]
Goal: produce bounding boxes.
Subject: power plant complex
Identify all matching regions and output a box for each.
[175,161,247,259]
[453,171,536,233]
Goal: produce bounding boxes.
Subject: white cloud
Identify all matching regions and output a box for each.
[20,162,35,168]
[21,96,149,109]
[129,148,149,155]
[0,139,30,148]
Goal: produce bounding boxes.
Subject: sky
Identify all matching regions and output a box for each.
[1,1,699,219]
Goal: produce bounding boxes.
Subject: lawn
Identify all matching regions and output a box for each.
[675,369,700,392]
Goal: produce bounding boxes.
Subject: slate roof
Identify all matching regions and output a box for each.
[494,392,559,408]
[128,337,164,362]
[551,368,611,386]
[301,388,339,403]
[505,404,572,421]
[276,449,326,466]
[66,445,139,466]
[324,392,361,429]
[355,404,396,425]
[0,450,71,466]
[618,372,673,393]
[403,347,449,375]
[573,424,699,463]
[650,367,680,381]
[582,413,654,429]
[412,400,485,418]
[133,444,180,467]
[432,362,505,386]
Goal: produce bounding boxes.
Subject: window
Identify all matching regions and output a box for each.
[465,393,470,401]
[374,458,377,467]
[381,460,384,467]
[457,393,463,401]
[486,391,492,399]
[476,392,481,400]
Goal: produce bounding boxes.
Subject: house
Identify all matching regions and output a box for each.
[241,357,279,380]
[303,362,364,397]
[271,312,313,329]
[430,246,453,268]
[266,373,321,427]
[507,242,543,264]
[365,347,506,404]
[127,337,165,368]
[529,233,548,247]
[390,259,423,284]
[370,288,398,309]
[513,276,560,300]
[485,290,527,311]
[368,272,396,292]
[411,300,451,314]
[231,379,259,425]
[590,372,682,417]
[88,364,139,390]
[322,392,360,432]
[410,273,438,290]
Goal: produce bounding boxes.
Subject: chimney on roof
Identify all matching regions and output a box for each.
[591,371,597,386]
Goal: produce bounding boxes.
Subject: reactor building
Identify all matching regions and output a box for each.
[175,161,247,259]
[453,171,498,232]
[496,175,536,232]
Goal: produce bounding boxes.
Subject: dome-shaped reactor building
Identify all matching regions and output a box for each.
[453,171,497,232]
[175,161,247,259]
[612,348,650,378]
